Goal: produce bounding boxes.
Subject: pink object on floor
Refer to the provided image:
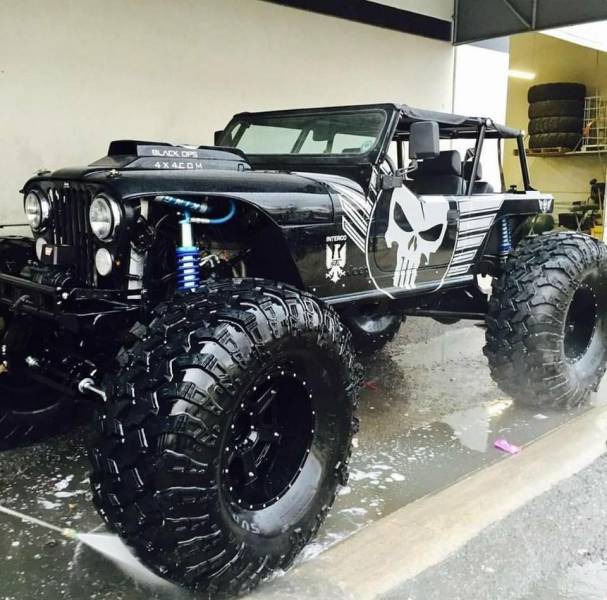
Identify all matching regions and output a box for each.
[493,438,521,454]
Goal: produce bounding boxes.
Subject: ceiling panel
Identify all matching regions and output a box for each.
[455,0,607,44]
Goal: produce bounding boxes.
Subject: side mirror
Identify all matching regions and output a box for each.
[214,130,225,146]
[409,121,439,160]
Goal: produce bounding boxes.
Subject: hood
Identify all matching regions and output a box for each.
[25,141,337,226]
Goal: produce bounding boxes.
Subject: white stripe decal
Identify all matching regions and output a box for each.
[455,234,486,250]
[342,201,369,235]
[452,250,477,264]
[459,198,503,215]
[447,264,471,275]
[343,219,366,251]
[459,215,494,233]
[333,184,372,215]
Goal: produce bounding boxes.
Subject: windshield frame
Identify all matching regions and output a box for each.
[220,105,396,163]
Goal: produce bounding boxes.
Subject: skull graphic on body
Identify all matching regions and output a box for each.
[385,187,449,289]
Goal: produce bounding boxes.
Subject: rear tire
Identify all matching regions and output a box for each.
[89,280,358,597]
[484,233,607,410]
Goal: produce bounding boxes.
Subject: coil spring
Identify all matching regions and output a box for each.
[176,246,201,291]
[499,218,512,261]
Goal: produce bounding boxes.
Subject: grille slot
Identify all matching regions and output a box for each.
[47,183,95,285]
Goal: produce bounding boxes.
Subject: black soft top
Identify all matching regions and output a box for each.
[398,104,520,139]
[233,103,520,140]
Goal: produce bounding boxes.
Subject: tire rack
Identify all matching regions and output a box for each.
[582,95,607,152]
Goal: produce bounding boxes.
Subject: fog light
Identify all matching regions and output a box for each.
[95,248,113,276]
[35,237,47,261]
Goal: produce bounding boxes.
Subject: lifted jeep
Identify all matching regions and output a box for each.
[1,103,606,596]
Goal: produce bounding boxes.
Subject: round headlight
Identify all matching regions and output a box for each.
[95,248,114,276]
[89,195,121,241]
[24,191,49,231]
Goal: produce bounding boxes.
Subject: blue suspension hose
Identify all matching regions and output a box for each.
[154,195,236,224]
[203,199,236,224]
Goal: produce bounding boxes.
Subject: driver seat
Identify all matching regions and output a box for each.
[408,150,464,195]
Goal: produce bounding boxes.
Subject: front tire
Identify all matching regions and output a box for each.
[89,280,358,596]
[484,233,607,410]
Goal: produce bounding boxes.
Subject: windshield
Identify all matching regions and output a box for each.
[221,110,387,156]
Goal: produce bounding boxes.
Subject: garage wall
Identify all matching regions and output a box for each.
[0,0,454,224]
[452,42,509,191]
[504,33,607,212]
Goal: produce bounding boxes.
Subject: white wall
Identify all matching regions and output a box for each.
[452,43,510,190]
[0,0,454,224]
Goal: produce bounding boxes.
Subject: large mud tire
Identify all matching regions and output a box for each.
[484,233,607,410]
[528,99,585,119]
[89,280,358,597]
[528,83,586,103]
[528,116,583,135]
[529,132,581,150]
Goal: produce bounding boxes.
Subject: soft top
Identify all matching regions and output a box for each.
[232,103,520,140]
[398,105,520,139]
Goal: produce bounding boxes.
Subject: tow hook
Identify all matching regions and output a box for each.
[78,377,107,402]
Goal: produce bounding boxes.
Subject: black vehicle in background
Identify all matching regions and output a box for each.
[1,103,606,596]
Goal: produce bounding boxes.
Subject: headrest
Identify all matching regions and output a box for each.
[463,160,483,180]
[412,150,462,178]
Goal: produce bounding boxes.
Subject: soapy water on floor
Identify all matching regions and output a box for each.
[0,319,601,598]
[0,503,177,592]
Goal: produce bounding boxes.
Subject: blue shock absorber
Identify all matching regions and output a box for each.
[176,210,201,291]
[151,197,237,291]
[499,218,512,263]
[176,246,201,291]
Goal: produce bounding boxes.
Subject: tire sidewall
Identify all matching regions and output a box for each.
[215,331,352,554]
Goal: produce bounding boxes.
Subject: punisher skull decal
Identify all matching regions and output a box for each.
[385,187,449,289]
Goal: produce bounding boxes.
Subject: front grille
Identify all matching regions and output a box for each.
[46,183,95,285]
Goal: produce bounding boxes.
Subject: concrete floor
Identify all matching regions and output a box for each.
[390,453,607,600]
[0,318,597,599]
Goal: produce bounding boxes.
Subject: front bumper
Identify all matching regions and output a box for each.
[0,272,139,333]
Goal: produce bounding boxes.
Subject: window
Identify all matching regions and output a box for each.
[222,110,386,156]
[232,124,301,154]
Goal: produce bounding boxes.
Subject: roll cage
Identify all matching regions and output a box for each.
[387,105,532,196]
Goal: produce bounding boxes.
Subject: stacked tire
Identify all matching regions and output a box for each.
[528,83,586,151]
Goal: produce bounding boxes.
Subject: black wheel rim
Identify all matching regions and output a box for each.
[222,366,314,510]
[564,284,598,362]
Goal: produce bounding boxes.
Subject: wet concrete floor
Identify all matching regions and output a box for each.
[0,318,597,599]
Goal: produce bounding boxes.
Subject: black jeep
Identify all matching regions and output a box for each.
[1,103,606,596]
